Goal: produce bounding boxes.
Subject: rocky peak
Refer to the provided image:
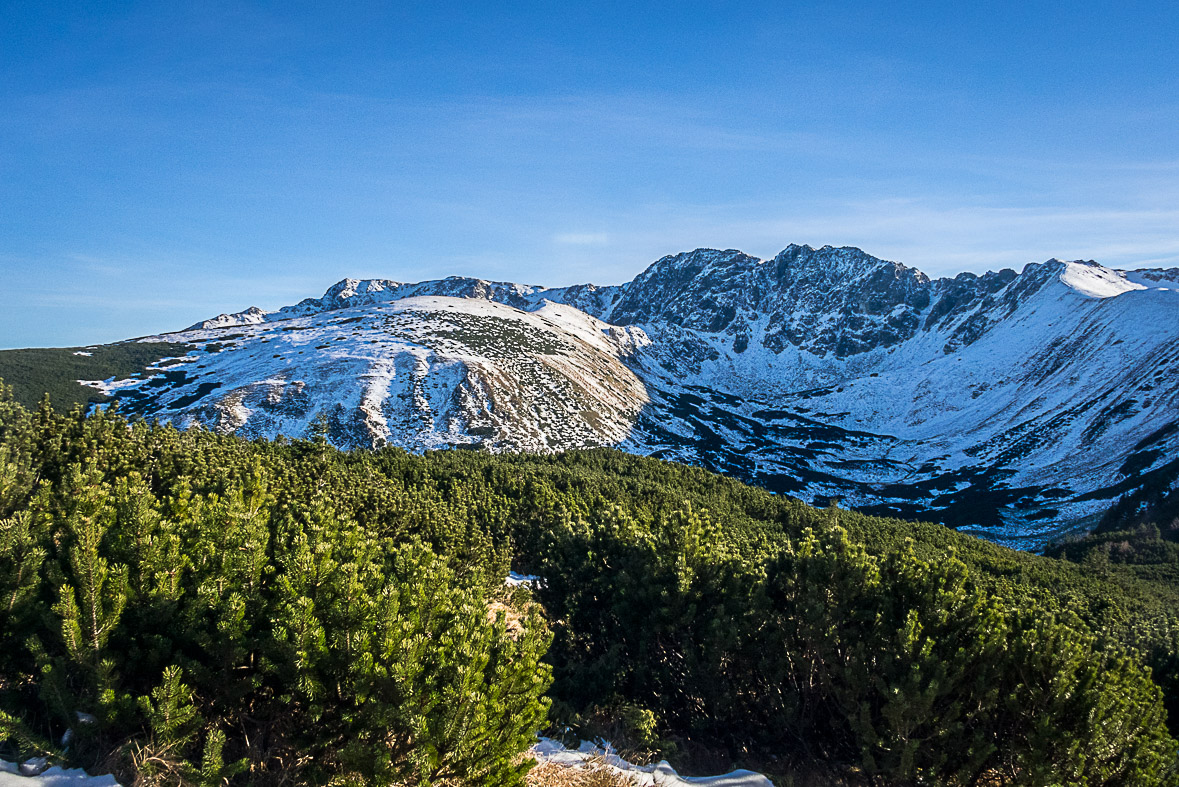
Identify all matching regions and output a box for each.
[600,245,943,355]
[625,248,759,294]
[420,276,540,309]
[1129,266,1179,285]
[323,278,401,300]
[607,248,760,328]
[772,243,918,280]
[280,279,408,317]
[184,305,271,331]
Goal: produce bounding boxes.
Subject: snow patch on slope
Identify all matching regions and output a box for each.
[1058,261,1145,298]
[127,296,651,453]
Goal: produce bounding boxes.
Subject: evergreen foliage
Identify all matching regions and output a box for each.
[0,343,192,412]
[0,383,1175,785]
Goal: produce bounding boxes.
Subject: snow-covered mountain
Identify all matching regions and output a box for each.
[84,245,1179,548]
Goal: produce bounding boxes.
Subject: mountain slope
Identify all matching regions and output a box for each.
[116,296,649,452]
[68,245,1179,548]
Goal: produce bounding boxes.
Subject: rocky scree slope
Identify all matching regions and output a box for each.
[84,244,1179,549]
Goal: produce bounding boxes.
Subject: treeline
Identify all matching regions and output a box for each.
[0,386,1177,785]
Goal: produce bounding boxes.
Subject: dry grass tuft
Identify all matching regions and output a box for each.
[487,600,528,639]
[526,760,639,787]
[104,739,193,787]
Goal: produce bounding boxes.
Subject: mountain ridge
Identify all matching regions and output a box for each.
[77,244,1179,549]
[188,246,1157,360]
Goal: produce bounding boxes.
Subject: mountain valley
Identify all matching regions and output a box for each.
[40,244,1179,549]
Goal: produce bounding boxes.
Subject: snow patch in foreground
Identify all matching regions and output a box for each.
[531,738,774,787]
[4,740,775,787]
[0,761,119,786]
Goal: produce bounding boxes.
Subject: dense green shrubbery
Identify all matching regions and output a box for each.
[527,505,1177,784]
[0,394,550,786]
[0,385,1177,785]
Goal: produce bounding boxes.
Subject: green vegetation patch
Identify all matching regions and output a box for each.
[0,342,194,412]
[0,391,1177,785]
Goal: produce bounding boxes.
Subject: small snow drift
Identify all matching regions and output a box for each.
[0,760,120,786]
[531,739,774,787]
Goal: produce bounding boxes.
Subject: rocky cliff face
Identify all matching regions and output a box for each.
[568,245,1085,360]
[560,245,936,356]
[90,245,1179,549]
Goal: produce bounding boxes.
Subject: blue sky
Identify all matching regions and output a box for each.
[2,1,1177,348]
